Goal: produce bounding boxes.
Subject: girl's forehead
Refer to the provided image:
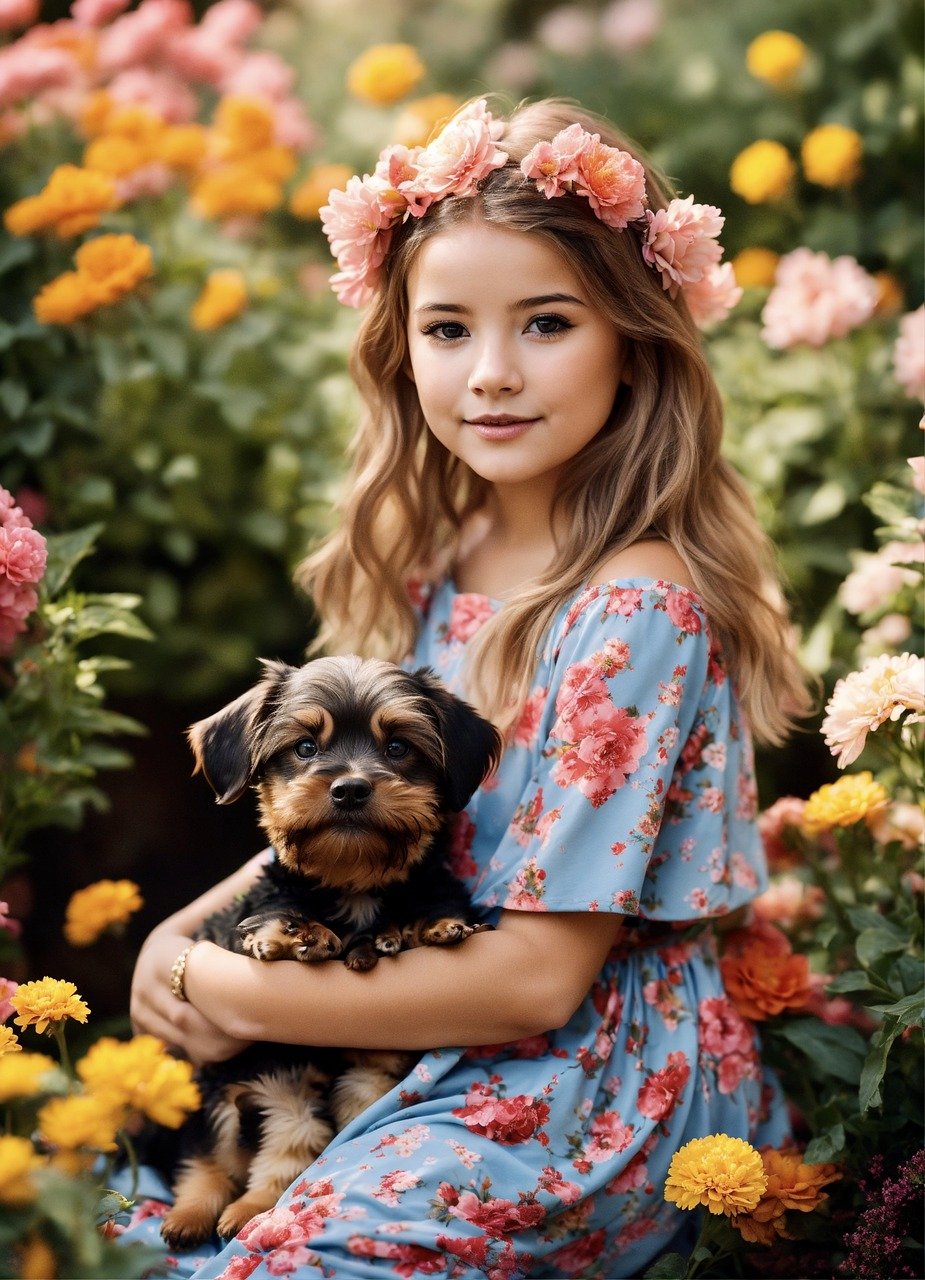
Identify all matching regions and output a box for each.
[407,222,585,307]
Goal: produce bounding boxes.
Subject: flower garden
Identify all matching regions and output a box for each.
[0,0,922,1276]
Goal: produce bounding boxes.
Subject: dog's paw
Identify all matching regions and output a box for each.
[216,1191,276,1240]
[344,943,379,972]
[294,923,343,961]
[419,916,478,947]
[160,1206,214,1250]
[374,926,403,955]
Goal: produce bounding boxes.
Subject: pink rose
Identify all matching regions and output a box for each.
[553,659,610,732]
[585,1109,634,1162]
[636,1049,690,1120]
[663,587,702,633]
[552,704,649,805]
[643,196,725,296]
[0,524,46,587]
[453,1092,549,1144]
[698,996,754,1057]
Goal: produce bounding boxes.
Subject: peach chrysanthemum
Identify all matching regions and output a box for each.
[190,268,248,331]
[0,1026,21,1056]
[746,31,808,88]
[0,1052,56,1102]
[665,1134,767,1215]
[346,43,425,106]
[0,1136,41,1205]
[11,977,89,1036]
[37,1092,120,1152]
[643,195,724,295]
[801,124,863,188]
[64,877,143,946]
[803,772,889,834]
[733,1146,840,1243]
[77,1034,201,1126]
[760,247,878,349]
[822,652,925,768]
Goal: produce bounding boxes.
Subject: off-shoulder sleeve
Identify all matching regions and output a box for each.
[473,581,767,921]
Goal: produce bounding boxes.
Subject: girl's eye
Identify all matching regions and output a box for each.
[528,313,573,337]
[422,321,468,342]
[294,738,318,759]
[386,739,410,760]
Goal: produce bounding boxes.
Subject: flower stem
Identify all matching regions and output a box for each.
[53,1023,73,1078]
[119,1127,139,1201]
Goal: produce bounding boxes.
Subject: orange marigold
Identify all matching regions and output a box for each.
[33,271,102,325]
[73,233,154,304]
[79,88,115,138]
[719,924,811,1020]
[733,1146,841,1244]
[289,163,354,219]
[191,269,248,330]
[156,123,209,172]
[83,134,150,177]
[11,977,89,1035]
[64,878,144,946]
[191,165,283,218]
[212,96,275,158]
[4,165,118,238]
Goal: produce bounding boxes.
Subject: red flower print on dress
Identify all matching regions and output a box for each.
[453,1087,550,1144]
[603,584,644,618]
[635,1049,691,1121]
[537,1164,582,1204]
[605,1147,649,1194]
[662,587,702,635]
[449,1190,546,1235]
[265,1244,316,1275]
[511,686,547,747]
[436,1233,490,1270]
[553,659,611,733]
[642,977,684,1030]
[584,1109,634,1162]
[449,811,477,880]
[372,1169,422,1205]
[551,703,650,807]
[508,789,545,847]
[678,721,709,774]
[698,997,753,1057]
[561,585,600,637]
[549,1226,608,1276]
[221,1257,262,1280]
[504,856,548,910]
[348,1237,445,1276]
[446,593,495,642]
[237,1199,340,1252]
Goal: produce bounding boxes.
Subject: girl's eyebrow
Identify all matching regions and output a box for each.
[414,293,587,316]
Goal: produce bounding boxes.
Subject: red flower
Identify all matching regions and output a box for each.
[436,1233,490,1269]
[450,1191,546,1236]
[453,1092,550,1144]
[549,1227,607,1276]
[636,1050,691,1121]
[447,593,495,642]
[585,1109,634,1162]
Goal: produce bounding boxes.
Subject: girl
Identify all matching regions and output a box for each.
[127,96,811,1279]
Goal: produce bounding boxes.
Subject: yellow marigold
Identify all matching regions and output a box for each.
[213,96,276,158]
[11,977,89,1036]
[289,162,354,220]
[156,123,209,173]
[73,233,154,304]
[77,1033,201,1126]
[0,1026,21,1056]
[191,165,283,218]
[3,164,118,238]
[245,146,298,184]
[37,1093,120,1152]
[733,1146,841,1244]
[801,123,863,188]
[730,141,796,204]
[746,31,808,88]
[731,247,780,288]
[0,1135,41,1205]
[392,93,459,147]
[0,1052,56,1103]
[33,271,102,325]
[803,771,888,834]
[78,88,114,138]
[104,103,165,148]
[64,878,144,947]
[190,268,248,331]
[83,133,149,177]
[346,42,426,106]
[873,271,904,317]
[665,1134,767,1216]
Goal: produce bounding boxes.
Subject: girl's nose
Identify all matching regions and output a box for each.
[467,340,524,396]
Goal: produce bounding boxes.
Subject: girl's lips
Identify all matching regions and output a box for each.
[465,417,539,440]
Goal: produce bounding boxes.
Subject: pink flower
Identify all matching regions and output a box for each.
[822,652,925,767]
[521,123,591,197]
[106,67,197,122]
[554,660,610,733]
[70,0,130,25]
[869,801,925,851]
[453,1091,550,1144]
[0,524,46,586]
[574,136,647,228]
[0,42,78,109]
[537,1164,582,1203]
[698,996,754,1057]
[552,704,649,805]
[0,0,38,32]
[446,593,496,642]
[0,977,18,1021]
[413,98,508,200]
[450,1190,545,1235]
[606,1149,649,1193]
[321,174,396,307]
[839,540,925,615]
[511,686,546,748]
[585,1109,634,1162]
[892,306,925,402]
[683,261,742,327]
[753,875,824,929]
[268,96,316,152]
[636,1049,690,1120]
[198,0,261,45]
[115,162,174,202]
[536,6,597,56]
[716,1051,753,1094]
[758,796,807,870]
[600,0,664,54]
[221,49,293,100]
[760,247,878,349]
[643,196,725,297]
[663,587,702,634]
[604,584,644,617]
[216,1257,261,1280]
[165,28,241,86]
[265,1245,316,1276]
[96,0,192,75]
[549,1228,607,1276]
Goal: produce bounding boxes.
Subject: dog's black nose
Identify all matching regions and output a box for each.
[330,777,372,809]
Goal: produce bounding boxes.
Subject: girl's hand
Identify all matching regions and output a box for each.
[130,929,252,1066]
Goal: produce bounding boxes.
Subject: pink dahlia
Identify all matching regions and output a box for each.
[642,195,724,297]
[574,136,646,228]
[760,247,878,349]
[321,174,395,306]
[892,306,925,402]
[413,98,507,200]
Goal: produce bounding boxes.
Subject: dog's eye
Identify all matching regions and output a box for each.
[385,739,410,760]
[294,738,318,760]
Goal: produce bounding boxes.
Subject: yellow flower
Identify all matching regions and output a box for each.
[0,1135,41,1205]
[83,133,150,177]
[64,878,144,946]
[0,1052,56,1103]
[78,1035,200,1127]
[74,233,154,304]
[289,163,354,220]
[3,164,118,238]
[78,88,114,138]
[191,269,248,331]
[213,96,276,156]
[37,1093,120,1152]
[746,31,808,88]
[33,271,102,325]
[0,1026,21,1056]
[730,141,796,204]
[17,1236,58,1280]
[191,164,284,218]
[11,977,90,1036]
[156,123,209,173]
[391,93,459,146]
[731,247,780,288]
[104,103,164,148]
[801,123,862,188]
[665,1134,767,1216]
[346,43,425,106]
[803,771,888,834]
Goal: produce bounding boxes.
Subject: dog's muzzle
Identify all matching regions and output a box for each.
[329,776,373,810]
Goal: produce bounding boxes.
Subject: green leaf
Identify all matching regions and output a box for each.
[804,1124,846,1162]
[0,236,35,277]
[867,990,924,1027]
[778,1020,867,1084]
[41,525,104,597]
[0,378,28,419]
[643,1253,689,1279]
[856,921,909,967]
[140,327,189,377]
[859,1024,903,1112]
[826,970,876,994]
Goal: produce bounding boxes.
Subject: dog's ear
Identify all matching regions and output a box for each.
[187,660,293,804]
[411,666,504,811]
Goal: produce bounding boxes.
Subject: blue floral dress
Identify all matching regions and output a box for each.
[119,576,787,1279]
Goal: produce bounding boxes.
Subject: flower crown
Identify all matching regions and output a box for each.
[320,99,741,326]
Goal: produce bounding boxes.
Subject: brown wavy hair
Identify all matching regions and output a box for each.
[298,96,812,745]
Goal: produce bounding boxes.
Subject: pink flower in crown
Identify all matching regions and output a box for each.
[574,136,647,228]
[520,122,589,196]
[643,195,725,297]
[71,0,130,24]
[413,98,508,200]
[373,144,432,219]
[683,260,742,327]
[321,174,396,306]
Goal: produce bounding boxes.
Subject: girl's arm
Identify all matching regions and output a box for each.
[137,909,623,1056]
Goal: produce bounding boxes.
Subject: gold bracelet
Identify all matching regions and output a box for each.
[169,942,197,1003]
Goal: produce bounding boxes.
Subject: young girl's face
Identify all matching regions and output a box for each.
[405,221,626,502]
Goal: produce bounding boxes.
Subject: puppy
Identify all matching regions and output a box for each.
[159,656,501,1248]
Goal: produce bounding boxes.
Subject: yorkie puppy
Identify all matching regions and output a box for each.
[160,655,501,1249]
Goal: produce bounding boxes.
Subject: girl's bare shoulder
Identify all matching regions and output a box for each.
[591,540,696,591]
